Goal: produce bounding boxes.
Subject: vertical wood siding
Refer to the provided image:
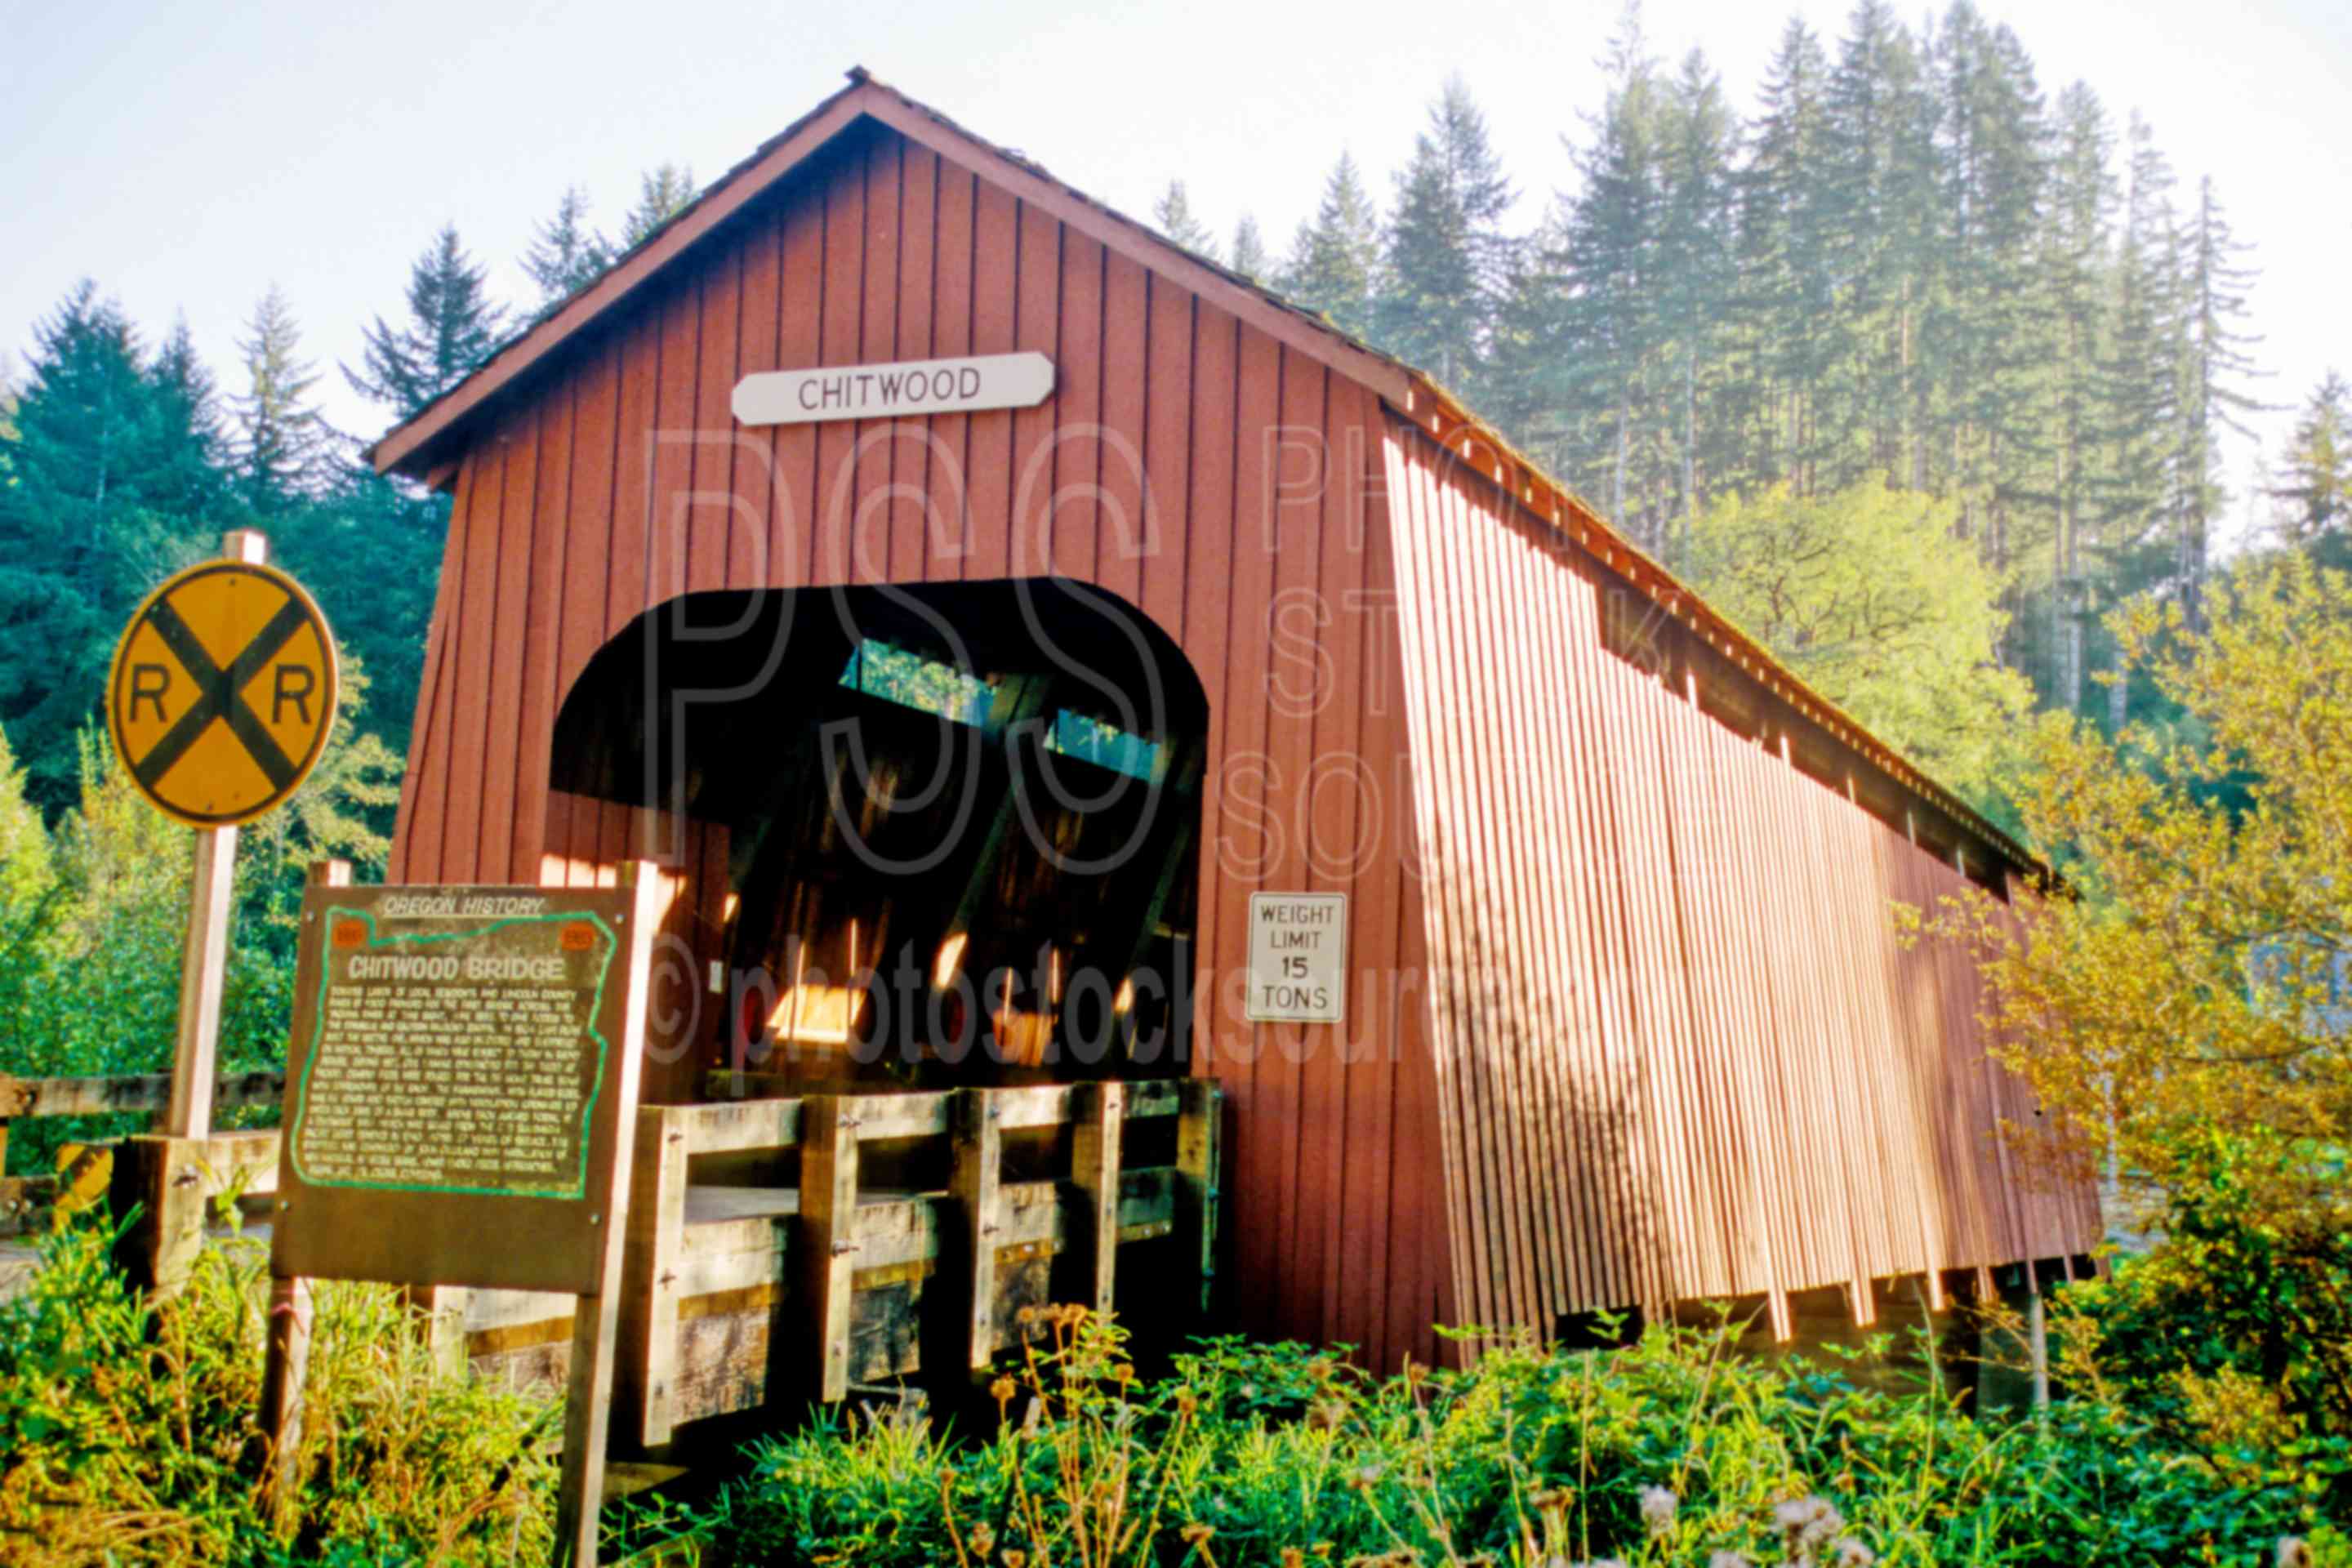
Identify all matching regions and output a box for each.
[1380,416,2098,1334]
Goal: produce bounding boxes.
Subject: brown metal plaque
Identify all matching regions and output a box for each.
[271,884,653,1295]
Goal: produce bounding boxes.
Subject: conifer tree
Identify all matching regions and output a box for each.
[233,286,334,514]
[0,284,213,804]
[345,225,509,421]
[1928,3,2051,573]
[2269,372,2351,562]
[2174,176,2267,622]
[1819,0,1940,495]
[523,185,613,307]
[1281,153,1383,337]
[1228,214,1270,282]
[2038,82,2118,711]
[620,163,696,247]
[1374,76,1516,393]
[1735,18,1836,491]
[1152,180,1219,260]
[1552,12,1664,538]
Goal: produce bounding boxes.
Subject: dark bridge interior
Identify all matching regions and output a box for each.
[550,578,1210,1091]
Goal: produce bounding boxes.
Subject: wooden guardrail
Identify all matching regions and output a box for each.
[620,1076,1222,1448]
[0,1069,286,1237]
[7,1067,1226,1459]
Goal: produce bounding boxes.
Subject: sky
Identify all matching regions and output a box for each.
[5,0,2348,545]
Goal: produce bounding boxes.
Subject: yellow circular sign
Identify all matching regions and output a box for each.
[105,559,340,827]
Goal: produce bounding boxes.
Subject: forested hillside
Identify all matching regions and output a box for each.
[2,0,2346,838]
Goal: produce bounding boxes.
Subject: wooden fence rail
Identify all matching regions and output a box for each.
[0,1068,286,1237]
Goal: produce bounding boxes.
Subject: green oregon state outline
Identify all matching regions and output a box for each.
[288,906,618,1200]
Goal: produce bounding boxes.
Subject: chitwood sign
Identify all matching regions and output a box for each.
[732,350,1054,426]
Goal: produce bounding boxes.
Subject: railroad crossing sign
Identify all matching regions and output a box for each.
[106,557,338,827]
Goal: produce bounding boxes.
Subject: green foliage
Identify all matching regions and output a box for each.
[0,715,394,1176]
[1684,478,2034,801]
[703,1308,2335,1567]
[2055,1128,2352,1472]
[0,283,229,808]
[1938,556,2352,1223]
[0,1216,559,1565]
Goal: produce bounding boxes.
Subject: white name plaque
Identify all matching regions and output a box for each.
[732,352,1055,427]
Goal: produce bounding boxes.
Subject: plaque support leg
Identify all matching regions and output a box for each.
[259,1272,314,1517]
[552,861,663,1567]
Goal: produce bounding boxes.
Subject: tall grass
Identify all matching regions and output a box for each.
[0,1214,558,1566]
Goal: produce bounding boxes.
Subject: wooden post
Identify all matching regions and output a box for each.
[554,861,663,1568]
[796,1094,861,1405]
[2027,1265,2051,1412]
[258,1273,314,1515]
[618,1104,689,1450]
[260,859,347,1512]
[949,1089,1005,1372]
[1175,1080,1220,1316]
[164,528,268,1141]
[108,1135,206,1301]
[1070,1082,1123,1317]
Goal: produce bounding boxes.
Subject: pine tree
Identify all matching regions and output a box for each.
[620,163,696,248]
[523,185,613,307]
[1928,3,2051,577]
[2038,82,2118,712]
[1280,153,1383,337]
[1735,18,1836,491]
[1652,48,1740,559]
[1228,214,1270,282]
[345,225,509,421]
[2088,112,2184,728]
[2269,372,2352,559]
[233,286,334,514]
[1552,11,1665,539]
[0,284,215,805]
[1374,76,1516,393]
[2174,176,2267,623]
[1152,180,1219,260]
[1818,0,1940,496]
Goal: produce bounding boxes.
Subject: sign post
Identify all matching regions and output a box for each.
[105,530,340,1138]
[264,866,662,1566]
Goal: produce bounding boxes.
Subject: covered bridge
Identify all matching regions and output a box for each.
[367,70,2098,1380]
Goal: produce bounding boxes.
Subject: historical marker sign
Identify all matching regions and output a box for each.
[733,351,1054,426]
[272,882,654,1296]
[1245,892,1348,1024]
[106,558,337,827]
